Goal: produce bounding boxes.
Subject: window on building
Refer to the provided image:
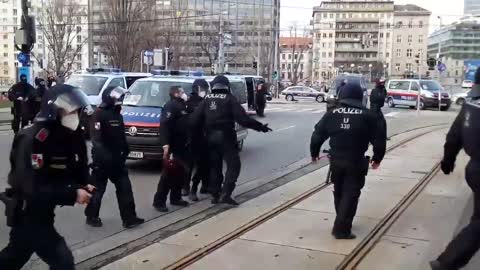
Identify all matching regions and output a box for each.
[13,9,17,15]
[329,33,333,38]
[396,21,403,28]
[282,54,285,60]
[395,63,401,72]
[281,73,285,79]
[300,64,304,70]
[328,42,332,48]
[386,33,390,38]
[322,52,326,57]
[408,20,413,28]
[287,64,291,69]
[76,26,81,33]
[288,54,292,60]
[323,13,327,18]
[77,35,82,43]
[330,13,334,18]
[3,44,6,49]
[76,54,82,61]
[396,35,401,43]
[396,49,401,57]
[387,23,391,29]
[418,35,424,43]
[328,52,333,57]
[408,35,412,43]
[77,16,82,24]
[406,49,413,57]
[322,42,326,48]
[3,70,7,75]
[419,21,423,28]
[418,49,423,56]
[380,33,384,38]
[386,52,390,58]
[406,63,413,71]
[323,33,327,38]
[281,64,285,69]
[3,52,7,57]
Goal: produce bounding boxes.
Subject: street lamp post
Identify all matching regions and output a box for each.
[350,63,355,73]
[383,64,388,78]
[368,63,373,82]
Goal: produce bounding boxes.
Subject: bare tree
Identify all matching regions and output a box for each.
[287,25,311,85]
[37,0,87,78]
[96,0,155,71]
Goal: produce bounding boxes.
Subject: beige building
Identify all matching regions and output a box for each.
[279,37,313,84]
[390,4,431,78]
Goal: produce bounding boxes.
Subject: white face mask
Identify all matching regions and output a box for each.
[199,91,206,98]
[180,93,188,101]
[61,112,80,131]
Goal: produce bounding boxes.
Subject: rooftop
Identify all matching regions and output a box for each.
[394,4,431,15]
[279,37,312,49]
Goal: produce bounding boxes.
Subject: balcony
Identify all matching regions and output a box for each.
[334,56,379,62]
[335,18,380,23]
[335,47,379,53]
[334,37,378,43]
[336,28,378,33]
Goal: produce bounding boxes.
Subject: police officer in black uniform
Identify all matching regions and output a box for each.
[310,83,386,239]
[369,78,387,143]
[430,68,480,270]
[153,86,191,212]
[8,74,35,133]
[0,84,94,270]
[255,82,268,117]
[191,75,272,205]
[29,78,47,122]
[186,79,210,201]
[85,86,144,228]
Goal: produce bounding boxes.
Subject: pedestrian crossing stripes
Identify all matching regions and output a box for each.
[264,106,325,114]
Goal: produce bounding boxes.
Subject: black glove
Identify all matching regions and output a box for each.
[259,124,272,133]
[441,160,455,175]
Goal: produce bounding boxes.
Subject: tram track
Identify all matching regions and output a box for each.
[162,125,448,270]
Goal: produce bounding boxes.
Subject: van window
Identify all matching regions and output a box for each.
[230,81,247,104]
[411,82,420,91]
[420,80,441,91]
[66,75,108,95]
[107,78,126,89]
[125,76,147,88]
[389,81,410,91]
[124,81,193,107]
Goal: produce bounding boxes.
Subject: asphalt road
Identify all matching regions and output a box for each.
[0,100,460,269]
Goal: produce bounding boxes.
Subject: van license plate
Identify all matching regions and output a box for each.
[128,152,144,159]
[441,103,447,106]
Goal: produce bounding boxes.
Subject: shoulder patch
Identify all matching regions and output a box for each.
[94,122,101,130]
[166,111,172,118]
[35,128,49,142]
[31,154,44,169]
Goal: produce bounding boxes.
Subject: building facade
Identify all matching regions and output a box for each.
[311,0,395,82]
[428,16,480,86]
[390,4,430,78]
[279,37,313,84]
[465,0,480,16]
[90,0,280,77]
[0,0,89,84]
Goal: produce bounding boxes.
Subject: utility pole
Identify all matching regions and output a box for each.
[217,5,225,74]
[256,1,263,76]
[14,0,35,82]
[437,16,443,112]
[88,0,94,67]
[272,0,280,97]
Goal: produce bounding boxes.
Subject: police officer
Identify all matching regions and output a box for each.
[85,86,144,228]
[369,78,387,143]
[186,79,210,201]
[430,68,480,270]
[29,78,47,122]
[255,82,268,117]
[153,86,190,212]
[8,74,35,133]
[310,83,386,239]
[0,84,94,270]
[191,75,272,205]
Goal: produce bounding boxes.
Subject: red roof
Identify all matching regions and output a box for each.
[280,37,312,49]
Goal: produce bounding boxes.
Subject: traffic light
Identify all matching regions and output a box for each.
[272,71,278,80]
[427,57,436,71]
[253,61,258,69]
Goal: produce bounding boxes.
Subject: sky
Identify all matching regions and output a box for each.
[280,0,465,36]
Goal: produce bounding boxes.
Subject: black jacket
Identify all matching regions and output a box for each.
[8,82,34,103]
[256,88,267,107]
[310,103,386,163]
[186,94,204,114]
[8,122,88,224]
[370,85,387,112]
[91,106,129,168]
[444,97,480,164]
[160,98,190,154]
[190,89,265,135]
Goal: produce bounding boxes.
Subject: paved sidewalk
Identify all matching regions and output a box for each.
[101,126,448,270]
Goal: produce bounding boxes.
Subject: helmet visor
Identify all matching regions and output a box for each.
[53,87,91,114]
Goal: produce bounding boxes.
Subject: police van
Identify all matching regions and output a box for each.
[122,74,249,160]
[66,68,151,106]
[386,79,451,111]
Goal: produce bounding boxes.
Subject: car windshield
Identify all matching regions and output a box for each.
[124,81,193,108]
[420,80,442,91]
[66,75,108,96]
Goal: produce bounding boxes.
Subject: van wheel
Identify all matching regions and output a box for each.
[285,95,294,101]
[387,98,395,108]
[237,140,244,152]
[316,95,324,103]
[417,100,425,110]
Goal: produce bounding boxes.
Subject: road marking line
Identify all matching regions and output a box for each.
[275,125,295,132]
[385,112,400,118]
[265,107,283,111]
[312,109,326,113]
[276,108,295,112]
[298,108,315,112]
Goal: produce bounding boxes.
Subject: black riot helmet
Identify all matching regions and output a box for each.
[338,82,364,108]
[210,75,230,93]
[35,84,93,123]
[100,86,127,108]
[192,79,209,94]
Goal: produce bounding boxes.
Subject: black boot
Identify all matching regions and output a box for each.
[189,192,199,202]
[332,231,356,240]
[123,217,145,229]
[211,194,220,204]
[429,260,450,270]
[153,203,169,212]
[220,195,239,206]
[86,217,103,227]
[171,199,189,207]
[200,185,209,194]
